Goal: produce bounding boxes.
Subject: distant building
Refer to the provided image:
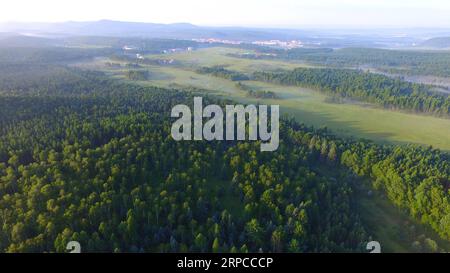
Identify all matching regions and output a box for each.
[192,38,243,45]
[251,39,304,49]
[123,45,136,51]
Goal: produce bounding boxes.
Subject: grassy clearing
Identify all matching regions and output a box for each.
[357,186,450,253]
[136,69,450,150]
[79,47,450,151]
[76,47,450,251]
[145,47,315,73]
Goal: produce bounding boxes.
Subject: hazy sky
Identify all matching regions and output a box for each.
[1,0,450,28]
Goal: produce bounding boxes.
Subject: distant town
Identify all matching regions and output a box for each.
[192,38,312,49]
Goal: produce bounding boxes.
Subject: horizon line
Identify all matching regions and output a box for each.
[2,19,450,30]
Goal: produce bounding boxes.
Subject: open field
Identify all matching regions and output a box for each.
[145,47,316,72]
[78,47,450,151]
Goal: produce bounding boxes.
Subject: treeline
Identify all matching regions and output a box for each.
[227,47,332,60]
[253,68,450,116]
[64,37,200,54]
[0,63,449,253]
[231,46,450,78]
[304,48,450,78]
[125,70,149,81]
[0,46,114,65]
[196,66,250,81]
[235,82,278,99]
[109,54,175,66]
[0,72,369,252]
[0,65,111,96]
[342,144,450,246]
[284,121,450,249]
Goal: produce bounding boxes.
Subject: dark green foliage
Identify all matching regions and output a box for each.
[0,69,370,252]
[125,70,149,81]
[253,68,450,116]
[0,47,114,65]
[235,82,278,99]
[0,51,448,253]
[233,47,450,77]
[339,143,450,241]
[314,48,450,77]
[196,66,250,81]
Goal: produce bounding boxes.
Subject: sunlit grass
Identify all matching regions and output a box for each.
[86,47,450,151]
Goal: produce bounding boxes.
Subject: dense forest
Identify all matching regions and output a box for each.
[125,70,149,81]
[196,66,250,81]
[309,48,450,77]
[0,48,449,253]
[0,69,370,252]
[0,47,114,65]
[253,68,450,116]
[235,82,278,99]
[231,47,450,78]
[63,37,200,54]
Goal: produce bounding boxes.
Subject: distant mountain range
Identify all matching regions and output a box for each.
[1,20,450,49]
[0,20,313,41]
[0,34,58,47]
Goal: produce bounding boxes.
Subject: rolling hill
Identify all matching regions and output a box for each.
[421,37,450,48]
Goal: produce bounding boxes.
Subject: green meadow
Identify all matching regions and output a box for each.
[145,47,314,72]
[87,47,450,151]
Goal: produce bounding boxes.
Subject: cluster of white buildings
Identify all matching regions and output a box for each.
[163,47,195,54]
[192,38,305,49]
[123,45,137,51]
[123,45,194,55]
[251,40,304,49]
[192,38,243,45]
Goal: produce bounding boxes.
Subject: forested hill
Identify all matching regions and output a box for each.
[231,47,450,78]
[0,67,449,252]
[421,37,450,48]
[253,68,450,117]
[0,73,369,252]
[196,66,250,81]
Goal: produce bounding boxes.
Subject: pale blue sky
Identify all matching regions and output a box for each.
[1,0,450,28]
